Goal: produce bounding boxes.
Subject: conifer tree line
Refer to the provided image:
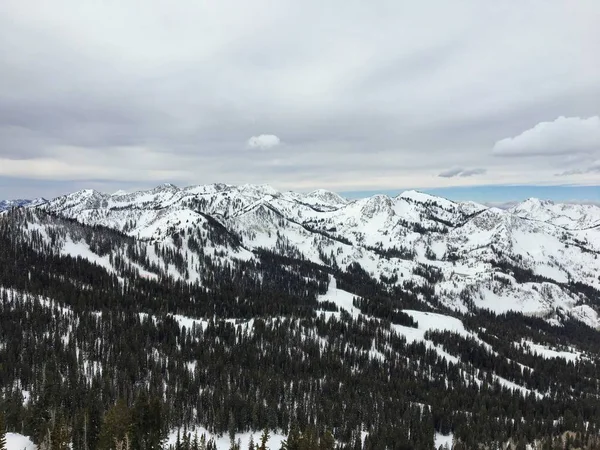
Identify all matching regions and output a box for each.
[1,209,600,448]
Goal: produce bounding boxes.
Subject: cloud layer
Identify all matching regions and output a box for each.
[0,1,599,198]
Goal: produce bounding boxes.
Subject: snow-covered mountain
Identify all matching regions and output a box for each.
[0,197,47,212]
[3,183,600,449]
[511,198,600,230]
[31,183,600,328]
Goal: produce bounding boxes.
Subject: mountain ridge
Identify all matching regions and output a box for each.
[2,183,599,329]
[0,197,47,212]
[2,182,594,328]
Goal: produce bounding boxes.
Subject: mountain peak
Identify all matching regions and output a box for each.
[520,197,553,207]
[397,190,436,202]
[153,183,180,192]
[305,189,347,206]
[358,194,394,218]
[397,190,456,210]
[72,188,105,198]
[511,197,600,230]
[238,184,280,197]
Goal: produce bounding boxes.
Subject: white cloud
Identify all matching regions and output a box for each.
[493,116,600,157]
[247,134,281,150]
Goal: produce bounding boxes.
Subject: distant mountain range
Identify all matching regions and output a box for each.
[3,184,600,327]
[0,197,47,212]
[7,182,594,327]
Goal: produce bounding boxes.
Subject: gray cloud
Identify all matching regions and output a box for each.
[556,160,600,176]
[460,168,487,177]
[438,168,464,178]
[0,1,599,198]
[438,167,486,178]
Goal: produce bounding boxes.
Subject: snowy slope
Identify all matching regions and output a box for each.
[33,183,600,327]
[6,433,36,450]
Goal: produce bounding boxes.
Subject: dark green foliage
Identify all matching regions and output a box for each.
[352,296,417,327]
[1,209,600,449]
[97,400,131,450]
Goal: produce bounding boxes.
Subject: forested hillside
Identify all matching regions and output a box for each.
[1,185,600,449]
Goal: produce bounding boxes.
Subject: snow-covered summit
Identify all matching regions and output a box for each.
[398,189,452,205]
[238,183,280,198]
[151,182,180,193]
[511,198,600,230]
[304,189,348,207]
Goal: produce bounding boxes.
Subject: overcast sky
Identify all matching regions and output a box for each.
[1,1,599,200]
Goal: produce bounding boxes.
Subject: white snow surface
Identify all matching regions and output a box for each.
[318,276,361,318]
[166,427,286,450]
[403,310,468,337]
[5,429,285,450]
[61,238,115,273]
[6,433,36,450]
[519,340,582,362]
[435,432,454,449]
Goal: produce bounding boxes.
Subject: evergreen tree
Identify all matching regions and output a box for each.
[130,393,164,450]
[98,400,131,450]
[51,417,70,450]
[0,412,6,450]
[175,429,182,450]
[258,430,269,450]
[319,430,335,450]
